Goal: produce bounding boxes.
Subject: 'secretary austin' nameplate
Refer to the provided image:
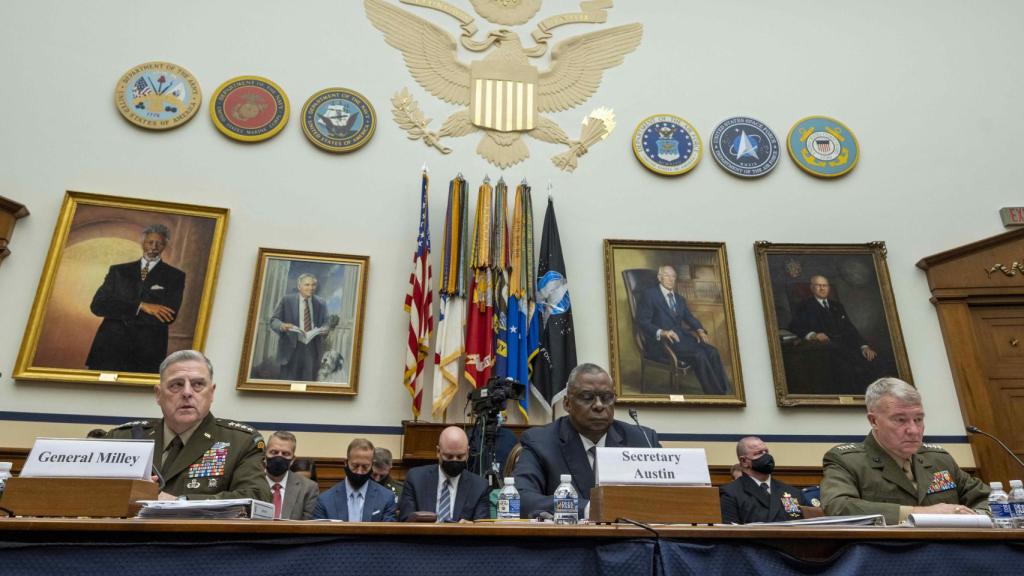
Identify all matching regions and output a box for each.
[594,447,711,486]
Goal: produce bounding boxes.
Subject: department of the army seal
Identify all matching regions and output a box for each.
[710,116,779,178]
[632,114,702,176]
[787,115,860,178]
[114,61,202,130]
[301,88,376,153]
[210,76,290,142]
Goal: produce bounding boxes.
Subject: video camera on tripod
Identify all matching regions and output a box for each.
[468,377,525,488]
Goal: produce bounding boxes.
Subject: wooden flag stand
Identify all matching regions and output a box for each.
[2,477,159,518]
[589,485,722,524]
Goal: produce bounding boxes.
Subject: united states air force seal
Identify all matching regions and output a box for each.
[710,116,779,178]
[632,114,702,176]
[210,76,290,142]
[114,61,202,130]
[301,88,376,153]
[787,116,860,178]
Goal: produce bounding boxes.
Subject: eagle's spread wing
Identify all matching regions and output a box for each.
[364,0,471,106]
[537,24,643,113]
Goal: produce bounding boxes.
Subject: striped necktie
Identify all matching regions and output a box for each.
[141,260,152,281]
[303,298,312,331]
[437,478,451,522]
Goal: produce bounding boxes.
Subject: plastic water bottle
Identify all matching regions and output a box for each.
[0,462,11,497]
[989,481,1013,528]
[497,477,520,520]
[553,474,579,525]
[1008,479,1024,529]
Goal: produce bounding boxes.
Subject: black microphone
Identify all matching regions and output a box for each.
[628,408,653,448]
[966,425,1024,471]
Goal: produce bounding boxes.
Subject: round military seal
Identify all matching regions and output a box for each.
[787,116,860,178]
[209,76,290,142]
[301,88,376,153]
[632,114,702,176]
[114,61,201,130]
[710,116,779,178]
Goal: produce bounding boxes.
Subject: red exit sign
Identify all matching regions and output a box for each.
[1000,207,1024,227]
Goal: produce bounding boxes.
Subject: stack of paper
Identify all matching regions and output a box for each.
[904,513,993,528]
[743,514,886,527]
[136,498,274,520]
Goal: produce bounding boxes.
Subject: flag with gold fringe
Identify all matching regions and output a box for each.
[403,169,433,418]
[464,177,495,389]
[432,174,468,418]
[507,180,535,421]
[492,177,511,380]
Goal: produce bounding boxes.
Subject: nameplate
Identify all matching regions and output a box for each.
[20,438,154,480]
[594,447,711,486]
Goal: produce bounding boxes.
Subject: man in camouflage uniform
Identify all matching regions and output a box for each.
[821,377,989,525]
[107,350,270,502]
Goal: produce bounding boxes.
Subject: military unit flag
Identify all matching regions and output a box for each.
[464,177,495,389]
[432,174,469,417]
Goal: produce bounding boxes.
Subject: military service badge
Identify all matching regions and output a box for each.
[210,76,290,143]
[710,116,780,178]
[301,88,376,153]
[114,61,202,131]
[632,114,702,176]
[787,115,860,178]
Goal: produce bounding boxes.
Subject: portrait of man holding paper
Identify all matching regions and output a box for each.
[237,249,369,395]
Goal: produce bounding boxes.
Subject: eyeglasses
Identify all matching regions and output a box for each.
[572,391,616,406]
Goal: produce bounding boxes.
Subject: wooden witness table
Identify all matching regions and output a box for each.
[1,518,1022,575]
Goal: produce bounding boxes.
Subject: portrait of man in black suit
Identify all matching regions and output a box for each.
[85,224,185,373]
[634,265,731,395]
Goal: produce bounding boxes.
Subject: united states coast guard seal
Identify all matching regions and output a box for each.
[210,76,290,142]
[787,116,860,178]
[301,88,376,153]
[710,116,779,178]
[632,114,702,176]
[114,61,201,130]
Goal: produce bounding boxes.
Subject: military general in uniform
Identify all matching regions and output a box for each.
[821,377,989,525]
[107,350,270,501]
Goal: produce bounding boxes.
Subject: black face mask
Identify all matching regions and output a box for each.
[440,459,467,478]
[266,456,292,477]
[750,453,775,475]
[345,466,372,489]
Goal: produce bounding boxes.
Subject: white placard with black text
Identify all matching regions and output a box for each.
[19,438,154,479]
[595,447,711,486]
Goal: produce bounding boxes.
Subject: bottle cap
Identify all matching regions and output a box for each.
[560,474,572,483]
[990,481,1004,490]
[0,462,11,472]
[1010,479,1023,488]
[504,477,515,486]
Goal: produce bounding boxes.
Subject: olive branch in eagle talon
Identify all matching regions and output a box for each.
[366,0,642,169]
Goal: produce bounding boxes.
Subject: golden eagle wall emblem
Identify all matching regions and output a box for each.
[364,0,642,171]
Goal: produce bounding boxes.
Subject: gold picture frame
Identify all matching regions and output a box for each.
[754,241,912,407]
[604,239,745,406]
[236,248,369,395]
[14,191,228,386]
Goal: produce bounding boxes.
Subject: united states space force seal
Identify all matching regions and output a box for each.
[710,116,779,178]
[632,114,702,176]
[301,88,376,153]
[787,116,860,178]
[114,61,202,130]
[210,76,290,142]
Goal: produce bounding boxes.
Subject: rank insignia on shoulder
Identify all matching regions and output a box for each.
[113,419,151,430]
[835,443,861,452]
[218,419,256,434]
[922,443,947,451]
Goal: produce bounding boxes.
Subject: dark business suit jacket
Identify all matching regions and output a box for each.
[86,259,185,373]
[398,465,490,521]
[310,480,398,522]
[635,285,705,355]
[719,474,808,524]
[788,297,867,350]
[514,416,660,519]
[281,471,320,520]
[269,292,328,368]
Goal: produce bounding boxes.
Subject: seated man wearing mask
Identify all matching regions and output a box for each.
[399,426,490,522]
[311,438,397,522]
[514,363,660,519]
[371,447,401,501]
[719,436,808,524]
[264,430,319,520]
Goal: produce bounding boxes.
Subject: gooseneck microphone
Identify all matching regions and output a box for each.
[628,408,654,448]
[966,425,1024,471]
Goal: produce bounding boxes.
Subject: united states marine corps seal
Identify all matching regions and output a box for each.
[114,61,201,130]
[632,114,702,176]
[710,116,779,178]
[787,116,860,178]
[301,88,376,153]
[210,75,290,142]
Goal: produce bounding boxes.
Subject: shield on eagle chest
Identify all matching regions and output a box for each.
[470,60,538,132]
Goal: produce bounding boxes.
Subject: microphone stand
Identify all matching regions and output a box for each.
[966,425,1024,471]
[628,409,653,448]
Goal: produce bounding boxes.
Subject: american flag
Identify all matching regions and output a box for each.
[131,77,153,99]
[403,170,433,419]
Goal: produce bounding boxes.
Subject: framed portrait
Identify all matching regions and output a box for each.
[604,239,745,406]
[14,191,228,386]
[754,241,912,407]
[237,248,369,395]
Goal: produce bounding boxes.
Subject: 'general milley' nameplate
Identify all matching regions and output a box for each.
[20,438,154,479]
